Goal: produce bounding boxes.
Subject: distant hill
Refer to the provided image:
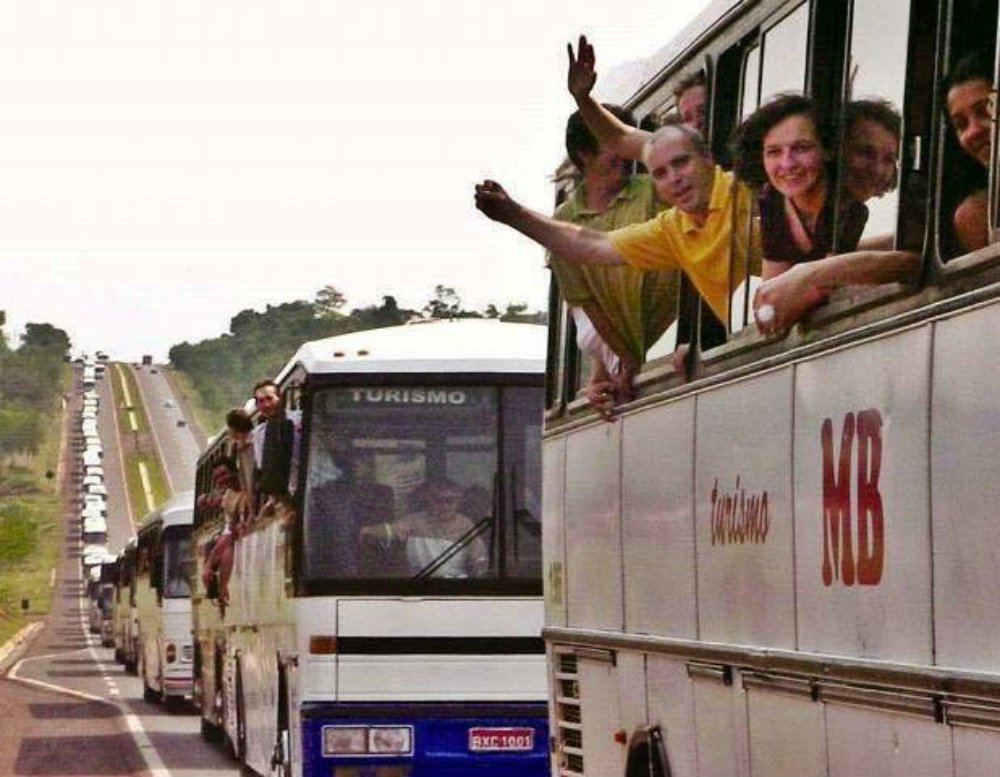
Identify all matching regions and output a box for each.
[168,286,545,429]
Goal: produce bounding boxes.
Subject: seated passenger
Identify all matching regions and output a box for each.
[551,105,677,417]
[361,479,488,579]
[942,50,993,253]
[729,94,917,332]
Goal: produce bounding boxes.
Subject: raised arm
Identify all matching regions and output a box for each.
[753,249,920,333]
[567,35,651,162]
[475,180,624,266]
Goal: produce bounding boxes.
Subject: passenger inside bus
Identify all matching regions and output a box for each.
[730,94,919,333]
[550,104,677,418]
[674,70,707,137]
[942,50,994,254]
[225,407,256,524]
[841,99,903,232]
[252,379,296,507]
[361,479,489,579]
[306,451,397,578]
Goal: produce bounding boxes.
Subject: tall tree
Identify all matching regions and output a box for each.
[314,285,347,319]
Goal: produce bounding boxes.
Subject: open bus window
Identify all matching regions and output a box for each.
[302,386,542,585]
[939,0,996,260]
[832,0,909,252]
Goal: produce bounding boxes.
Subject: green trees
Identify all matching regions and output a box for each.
[0,315,70,467]
[169,287,545,423]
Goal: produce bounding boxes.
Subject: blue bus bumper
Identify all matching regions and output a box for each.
[301,701,549,777]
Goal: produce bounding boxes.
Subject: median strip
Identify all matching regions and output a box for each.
[111,364,170,517]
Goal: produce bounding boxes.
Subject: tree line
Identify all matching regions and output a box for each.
[0,313,72,469]
[169,286,546,423]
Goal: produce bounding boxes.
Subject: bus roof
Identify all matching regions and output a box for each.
[137,490,194,533]
[597,0,746,107]
[279,320,546,379]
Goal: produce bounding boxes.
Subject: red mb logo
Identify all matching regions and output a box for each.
[820,409,884,587]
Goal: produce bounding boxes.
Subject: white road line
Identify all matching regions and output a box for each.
[138,462,156,513]
[129,366,176,495]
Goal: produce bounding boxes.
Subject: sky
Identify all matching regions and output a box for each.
[0,1,710,361]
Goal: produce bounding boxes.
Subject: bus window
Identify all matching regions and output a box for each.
[502,387,543,578]
[302,386,540,585]
[162,525,193,598]
[939,0,996,260]
[742,45,762,120]
[759,2,810,103]
[835,0,910,248]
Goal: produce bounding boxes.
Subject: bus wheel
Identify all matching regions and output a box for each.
[140,651,159,703]
[201,715,223,744]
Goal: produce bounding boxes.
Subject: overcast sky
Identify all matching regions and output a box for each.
[0,1,708,361]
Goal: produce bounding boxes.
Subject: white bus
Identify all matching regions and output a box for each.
[542,0,1000,775]
[134,490,195,705]
[192,319,549,777]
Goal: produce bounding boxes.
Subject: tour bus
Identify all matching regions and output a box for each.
[191,319,548,777]
[112,537,138,667]
[542,0,1000,775]
[134,491,195,704]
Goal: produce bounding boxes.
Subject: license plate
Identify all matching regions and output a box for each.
[468,726,535,752]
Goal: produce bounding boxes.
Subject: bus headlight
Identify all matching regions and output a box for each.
[369,726,412,755]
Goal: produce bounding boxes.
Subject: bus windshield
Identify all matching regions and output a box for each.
[161,525,192,598]
[302,385,542,586]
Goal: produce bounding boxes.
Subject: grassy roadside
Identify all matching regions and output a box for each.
[0,367,68,645]
[111,364,170,514]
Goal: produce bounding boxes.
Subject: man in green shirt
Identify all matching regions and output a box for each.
[551,106,677,416]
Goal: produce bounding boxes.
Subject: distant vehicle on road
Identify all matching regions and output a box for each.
[142,354,153,366]
[163,399,175,408]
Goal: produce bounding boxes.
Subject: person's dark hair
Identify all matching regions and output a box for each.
[673,70,706,101]
[844,99,901,141]
[225,407,253,434]
[565,104,637,171]
[729,93,834,187]
[941,50,993,117]
[252,378,279,397]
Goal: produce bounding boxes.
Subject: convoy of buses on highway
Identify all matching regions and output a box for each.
[11,0,1000,773]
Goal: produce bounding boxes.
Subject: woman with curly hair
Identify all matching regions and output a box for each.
[731,94,870,280]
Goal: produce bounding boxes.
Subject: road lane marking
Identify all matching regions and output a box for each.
[138,462,156,513]
[129,367,176,495]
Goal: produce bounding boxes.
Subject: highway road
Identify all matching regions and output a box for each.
[0,365,240,777]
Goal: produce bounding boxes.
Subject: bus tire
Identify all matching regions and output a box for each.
[201,715,223,744]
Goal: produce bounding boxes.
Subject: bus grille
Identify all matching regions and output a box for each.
[553,648,583,777]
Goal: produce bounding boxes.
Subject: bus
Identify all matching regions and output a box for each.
[134,490,195,704]
[542,0,1000,775]
[191,319,549,777]
[112,537,138,668]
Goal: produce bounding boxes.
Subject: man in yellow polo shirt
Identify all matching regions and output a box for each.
[475,122,756,329]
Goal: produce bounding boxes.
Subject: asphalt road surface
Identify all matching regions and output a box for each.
[0,366,238,777]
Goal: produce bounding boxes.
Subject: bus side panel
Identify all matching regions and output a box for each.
[746,689,825,777]
[542,437,567,629]
[645,655,697,777]
[691,674,747,777]
[565,423,623,631]
[621,399,696,638]
[695,369,795,649]
[577,655,625,777]
[825,703,951,776]
[953,725,1000,777]
[795,326,933,663]
[932,302,1000,673]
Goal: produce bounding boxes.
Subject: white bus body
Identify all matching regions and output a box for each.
[134,491,195,703]
[193,319,549,777]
